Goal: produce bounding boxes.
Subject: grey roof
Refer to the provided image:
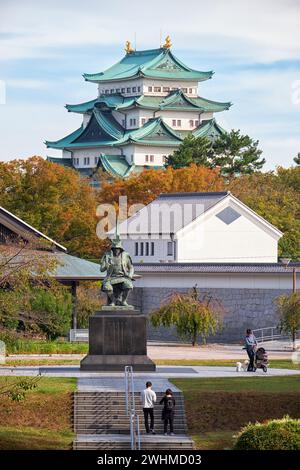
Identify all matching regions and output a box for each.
[116,191,229,235]
[0,205,67,252]
[53,253,103,280]
[133,262,300,274]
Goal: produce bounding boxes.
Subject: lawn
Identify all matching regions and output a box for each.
[1,358,299,370]
[171,376,300,450]
[0,377,76,450]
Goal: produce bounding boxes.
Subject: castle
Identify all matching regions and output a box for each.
[46,37,231,181]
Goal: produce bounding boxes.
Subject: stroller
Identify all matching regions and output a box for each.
[253,347,269,373]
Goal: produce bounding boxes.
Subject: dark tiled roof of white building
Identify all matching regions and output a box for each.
[134,263,300,274]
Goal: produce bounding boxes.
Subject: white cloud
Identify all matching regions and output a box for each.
[0,0,299,62]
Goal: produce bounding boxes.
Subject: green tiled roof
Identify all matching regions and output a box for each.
[45,125,84,149]
[99,154,134,178]
[83,48,213,83]
[66,90,231,114]
[192,119,225,138]
[119,117,183,147]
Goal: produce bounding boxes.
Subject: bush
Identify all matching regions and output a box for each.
[234,416,300,450]
[0,330,88,354]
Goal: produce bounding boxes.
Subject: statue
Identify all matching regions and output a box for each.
[100,233,134,308]
[163,35,172,49]
[125,40,134,54]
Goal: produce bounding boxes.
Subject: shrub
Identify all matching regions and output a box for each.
[234,416,300,450]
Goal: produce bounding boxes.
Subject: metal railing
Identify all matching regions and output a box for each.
[69,329,88,342]
[252,326,300,343]
[124,365,141,450]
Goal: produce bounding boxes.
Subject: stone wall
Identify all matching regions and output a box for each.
[129,287,289,343]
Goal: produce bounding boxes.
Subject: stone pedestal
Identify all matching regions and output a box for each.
[80,308,156,371]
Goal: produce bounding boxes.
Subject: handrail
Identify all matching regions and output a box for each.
[124,366,141,450]
[252,326,300,343]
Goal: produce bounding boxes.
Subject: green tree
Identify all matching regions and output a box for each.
[150,288,221,346]
[293,152,300,165]
[276,292,300,351]
[165,135,213,169]
[166,129,265,176]
[212,129,265,176]
[0,376,41,401]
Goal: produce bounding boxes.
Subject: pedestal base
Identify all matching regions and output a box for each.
[80,309,156,372]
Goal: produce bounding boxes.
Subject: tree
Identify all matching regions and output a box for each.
[165,130,265,177]
[0,238,71,338]
[0,156,102,258]
[165,135,213,169]
[276,292,300,351]
[150,288,222,346]
[294,153,300,165]
[213,129,265,176]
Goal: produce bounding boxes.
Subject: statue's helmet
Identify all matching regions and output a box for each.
[110,234,124,251]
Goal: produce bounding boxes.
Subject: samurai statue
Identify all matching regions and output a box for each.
[100,233,134,307]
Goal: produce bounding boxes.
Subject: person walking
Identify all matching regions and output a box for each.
[245,328,258,371]
[160,388,176,436]
[141,381,156,434]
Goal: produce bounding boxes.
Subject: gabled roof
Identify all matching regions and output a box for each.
[119,117,183,147]
[114,191,283,239]
[192,119,225,139]
[83,48,213,83]
[66,90,231,114]
[0,205,67,252]
[99,154,134,178]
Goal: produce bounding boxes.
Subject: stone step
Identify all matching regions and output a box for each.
[73,434,195,450]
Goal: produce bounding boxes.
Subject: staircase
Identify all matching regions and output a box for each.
[73,390,194,450]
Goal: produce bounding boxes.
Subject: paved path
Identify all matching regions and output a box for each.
[0,364,299,378]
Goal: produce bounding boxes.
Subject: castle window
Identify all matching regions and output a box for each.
[140,242,144,256]
[141,118,146,125]
[137,86,141,92]
[154,86,161,92]
[189,120,194,127]
[145,242,149,256]
[150,155,154,162]
[195,120,199,127]
[121,88,125,93]
[122,119,125,127]
[145,155,149,162]
[84,157,90,165]
[182,88,187,93]
[189,88,193,94]
[167,241,173,256]
[172,119,176,126]
[110,89,114,94]
[130,118,136,127]
[132,87,136,92]
[148,86,153,92]
[177,120,181,127]
[94,156,98,165]
[163,87,170,92]
[105,89,109,94]
[127,87,131,93]
[135,242,138,256]
[151,242,154,256]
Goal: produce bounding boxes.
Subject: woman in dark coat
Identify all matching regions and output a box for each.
[160,388,176,435]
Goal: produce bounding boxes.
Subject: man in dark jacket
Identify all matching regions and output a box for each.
[245,328,258,371]
[160,388,175,435]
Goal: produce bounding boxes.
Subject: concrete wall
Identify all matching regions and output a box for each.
[129,286,290,343]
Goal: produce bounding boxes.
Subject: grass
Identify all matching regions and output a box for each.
[0,377,75,450]
[170,376,300,449]
[1,358,299,370]
[171,375,300,393]
[3,338,88,355]
[156,359,300,370]
[0,426,73,450]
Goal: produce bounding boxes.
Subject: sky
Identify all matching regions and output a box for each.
[0,0,299,170]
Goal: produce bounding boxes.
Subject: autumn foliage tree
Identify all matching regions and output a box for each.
[0,157,102,258]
